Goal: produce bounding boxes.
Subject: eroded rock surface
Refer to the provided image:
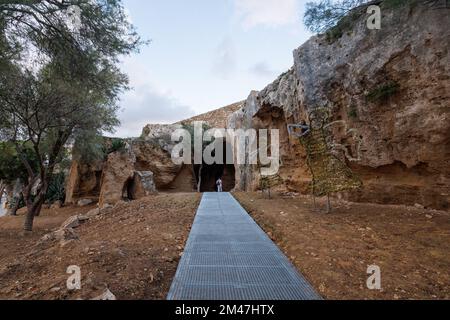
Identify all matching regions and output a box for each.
[228,3,450,209]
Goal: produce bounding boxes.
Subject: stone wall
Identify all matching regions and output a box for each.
[228,2,450,210]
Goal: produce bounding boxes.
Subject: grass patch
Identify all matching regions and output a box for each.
[105,138,126,154]
[348,105,358,119]
[366,81,400,103]
[325,10,361,43]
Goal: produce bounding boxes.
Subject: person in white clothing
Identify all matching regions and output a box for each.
[216,178,223,192]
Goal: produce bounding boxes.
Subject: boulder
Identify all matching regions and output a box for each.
[77,199,94,207]
[129,171,157,199]
[65,160,104,205]
[98,151,135,208]
[131,140,182,189]
[60,215,89,230]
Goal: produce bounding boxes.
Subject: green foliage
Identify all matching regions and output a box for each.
[46,172,66,203]
[0,141,39,183]
[106,138,126,154]
[0,1,144,229]
[366,81,400,103]
[304,0,367,34]
[348,105,359,119]
[0,1,145,68]
[72,130,107,164]
[325,9,361,43]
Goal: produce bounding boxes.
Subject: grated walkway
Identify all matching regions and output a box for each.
[167,192,321,300]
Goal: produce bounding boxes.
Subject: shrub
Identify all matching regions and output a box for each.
[46,172,66,203]
[106,138,127,154]
[348,105,359,119]
[366,81,400,103]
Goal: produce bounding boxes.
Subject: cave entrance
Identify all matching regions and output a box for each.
[122,177,135,201]
[195,142,236,192]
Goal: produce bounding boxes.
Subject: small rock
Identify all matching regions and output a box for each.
[425,215,433,219]
[78,199,94,207]
[414,203,424,210]
[61,216,82,229]
[51,201,63,209]
[85,208,100,218]
[50,287,61,293]
[101,203,113,210]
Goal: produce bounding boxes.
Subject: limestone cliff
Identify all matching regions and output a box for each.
[228,2,450,210]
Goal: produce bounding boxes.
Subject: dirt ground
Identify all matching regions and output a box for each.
[0,193,200,300]
[234,192,450,300]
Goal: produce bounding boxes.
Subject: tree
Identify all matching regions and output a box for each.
[0,0,143,231]
[0,1,142,62]
[0,141,39,215]
[303,0,371,33]
[0,59,125,230]
[304,0,446,35]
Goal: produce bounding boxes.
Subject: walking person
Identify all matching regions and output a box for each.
[216,178,223,192]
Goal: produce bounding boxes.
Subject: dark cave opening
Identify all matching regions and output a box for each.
[194,142,236,192]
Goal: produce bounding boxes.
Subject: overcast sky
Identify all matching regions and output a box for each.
[116,0,313,137]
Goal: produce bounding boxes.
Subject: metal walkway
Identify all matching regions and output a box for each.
[167,192,321,300]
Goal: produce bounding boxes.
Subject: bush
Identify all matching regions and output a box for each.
[105,138,126,155]
[325,10,361,43]
[366,81,400,103]
[46,172,66,203]
[348,105,359,119]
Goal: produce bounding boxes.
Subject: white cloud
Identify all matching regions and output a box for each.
[115,84,196,138]
[113,58,196,138]
[212,37,237,79]
[248,61,278,78]
[234,0,299,29]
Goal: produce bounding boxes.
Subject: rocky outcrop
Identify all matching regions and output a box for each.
[180,101,244,128]
[98,150,136,208]
[129,171,157,199]
[132,140,182,189]
[65,160,104,205]
[140,124,180,153]
[228,2,450,210]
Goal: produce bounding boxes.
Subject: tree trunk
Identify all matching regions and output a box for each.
[34,200,44,217]
[23,194,45,232]
[197,165,203,193]
[0,180,5,203]
[9,194,22,216]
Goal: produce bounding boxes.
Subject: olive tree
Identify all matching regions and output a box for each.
[0,0,144,231]
[303,0,371,33]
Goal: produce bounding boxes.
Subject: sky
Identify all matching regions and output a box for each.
[116,0,314,137]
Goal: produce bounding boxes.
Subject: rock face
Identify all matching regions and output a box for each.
[132,139,182,189]
[228,3,450,210]
[98,150,136,208]
[129,171,157,199]
[180,101,244,128]
[65,160,104,205]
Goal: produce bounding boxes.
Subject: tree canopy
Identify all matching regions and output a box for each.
[0,0,144,230]
[303,0,370,34]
